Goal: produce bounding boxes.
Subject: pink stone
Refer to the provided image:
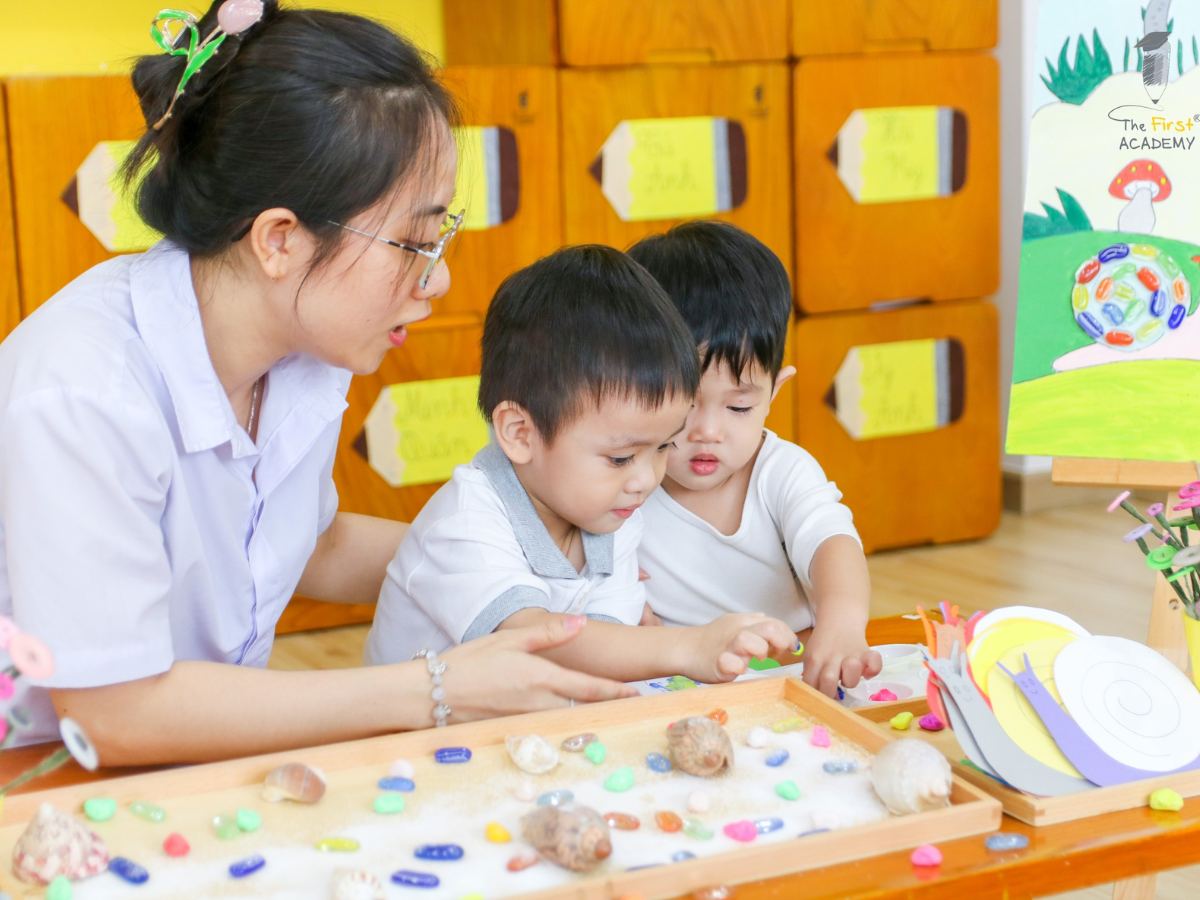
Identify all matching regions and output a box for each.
[870,689,898,702]
[722,820,758,843]
[910,843,943,867]
[217,0,264,35]
[919,714,945,732]
[809,725,831,748]
[163,832,190,857]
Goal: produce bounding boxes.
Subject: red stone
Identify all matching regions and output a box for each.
[163,832,190,857]
[655,811,683,833]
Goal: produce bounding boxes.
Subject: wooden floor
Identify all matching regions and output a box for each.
[268,497,1193,899]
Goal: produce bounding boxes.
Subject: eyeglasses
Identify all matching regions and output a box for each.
[330,210,464,290]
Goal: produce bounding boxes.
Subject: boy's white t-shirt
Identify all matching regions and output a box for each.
[365,443,646,664]
[637,430,859,631]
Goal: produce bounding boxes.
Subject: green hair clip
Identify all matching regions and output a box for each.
[149,1,263,131]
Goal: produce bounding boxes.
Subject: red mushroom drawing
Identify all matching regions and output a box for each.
[1109,159,1171,234]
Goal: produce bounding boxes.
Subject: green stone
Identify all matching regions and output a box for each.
[130,801,166,823]
[775,780,801,802]
[235,807,261,832]
[82,796,116,822]
[747,657,781,671]
[603,766,635,792]
[1149,788,1184,811]
[683,817,714,840]
[46,875,73,900]
[374,792,406,814]
[584,741,607,765]
[212,813,240,840]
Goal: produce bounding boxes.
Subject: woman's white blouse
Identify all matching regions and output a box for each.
[0,242,351,745]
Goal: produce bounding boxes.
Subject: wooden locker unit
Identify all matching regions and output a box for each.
[793,52,998,313]
[277,313,484,634]
[439,66,563,316]
[0,88,20,340]
[442,0,559,66]
[793,299,1000,553]
[558,0,789,66]
[560,63,793,278]
[792,0,998,56]
[5,76,145,317]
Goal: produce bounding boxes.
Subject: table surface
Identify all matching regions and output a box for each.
[2,614,1195,899]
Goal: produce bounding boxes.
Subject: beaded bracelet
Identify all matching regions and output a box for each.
[413,649,451,728]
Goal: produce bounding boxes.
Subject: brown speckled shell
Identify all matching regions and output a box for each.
[667,716,734,777]
[520,804,612,872]
[12,803,110,884]
[261,762,327,804]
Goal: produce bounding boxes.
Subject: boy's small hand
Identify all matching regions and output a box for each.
[801,624,882,698]
[687,613,797,684]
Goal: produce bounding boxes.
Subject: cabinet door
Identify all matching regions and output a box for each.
[792,0,998,56]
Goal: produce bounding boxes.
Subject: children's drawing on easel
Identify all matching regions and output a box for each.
[1007,0,1200,462]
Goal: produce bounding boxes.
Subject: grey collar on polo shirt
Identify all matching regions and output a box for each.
[472,442,614,579]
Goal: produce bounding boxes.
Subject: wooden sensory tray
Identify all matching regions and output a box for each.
[0,679,999,899]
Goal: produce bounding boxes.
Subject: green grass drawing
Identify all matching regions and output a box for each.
[1022,189,1092,241]
[1042,30,1112,104]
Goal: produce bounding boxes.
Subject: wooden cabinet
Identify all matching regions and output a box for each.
[0,88,20,340]
[793,0,998,56]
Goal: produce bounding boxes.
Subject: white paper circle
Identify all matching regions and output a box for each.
[1054,635,1200,772]
[972,606,1090,641]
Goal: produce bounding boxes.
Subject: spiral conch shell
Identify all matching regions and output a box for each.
[666,716,734,777]
[505,734,560,774]
[520,804,612,872]
[870,738,952,815]
[12,803,110,884]
[262,762,327,803]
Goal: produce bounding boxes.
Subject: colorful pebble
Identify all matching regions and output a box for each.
[985,832,1030,851]
[1076,258,1100,283]
[485,821,511,842]
[434,747,471,764]
[1137,319,1164,341]
[374,793,406,814]
[1100,302,1125,326]
[1132,244,1159,259]
[1071,285,1089,310]
[1105,329,1134,346]
[604,766,635,792]
[1095,277,1113,300]
[810,725,831,747]
[747,657,780,671]
[823,759,857,774]
[391,870,439,888]
[211,814,240,840]
[775,780,801,801]
[585,741,608,765]
[910,844,943,867]
[687,791,711,814]
[723,820,757,842]
[869,688,898,702]
[536,789,574,807]
[1169,304,1187,328]
[83,797,116,823]
[506,852,539,872]
[672,850,697,863]
[666,675,698,691]
[1149,788,1184,811]
[414,843,464,861]
[1098,243,1129,263]
[378,776,415,792]
[655,811,684,832]
[1114,282,1137,301]
[1176,278,1189,301]
[745,726,771,748]
[645,751,671,772]
[130,801,166,823]
[561,732,598,752]
[765,748,790,767]
[1076,310,1104,339]
[108,857,150,885]
[1150,289,1169,317]
[1137,267,1160,291]
[684,817,715,840]
[604,812,640,831]
[229,854,266,879]
[919,713,945,732]
[890,711,914,730]
[235,808,261,833]
[771,717,804,733]
[162,832,190,857]
[389,758,415,779]
[706,708,729,725]
[46,876,72,900]
[754,817,784,834]
[316,837,361,852]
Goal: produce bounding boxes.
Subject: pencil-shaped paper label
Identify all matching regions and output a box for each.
[362,375,489,487]
[825,338,964,440]
[589,116,747,222]
[62,140,160,253]
[452,126,520,232]
[828,107,967,204]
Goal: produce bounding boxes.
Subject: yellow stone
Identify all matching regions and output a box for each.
[890,711,915,731]
[1148,788,1184,811]
[771,717,805,733]
[485,821,511,843]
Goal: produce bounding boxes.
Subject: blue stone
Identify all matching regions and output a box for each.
[645,752,672,773]
[378,776,415,792]
[836,686,845,701]
[671,850,697,863]
[1151,289,1169,317]
[822,759,857,775]
[754,817,784,834]
[1169,303,1187,328]
[392,870,440,888]
[108,857,149,885]
[434,747,471,764]
[765,748,790,767]
[1098,243,1130,263]
[229,854,266,879]
[797,827,831,838]
[985,832,1030,852]
[414,843,464,861]
[537,789,574,807]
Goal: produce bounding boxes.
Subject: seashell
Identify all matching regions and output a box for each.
[12,803,110,884]
[505,734,559,775]
[666,716,734,777]
[262,762,327,804]
[870,738,952,815]
[520,804,612,872]
[331,868,385,900]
